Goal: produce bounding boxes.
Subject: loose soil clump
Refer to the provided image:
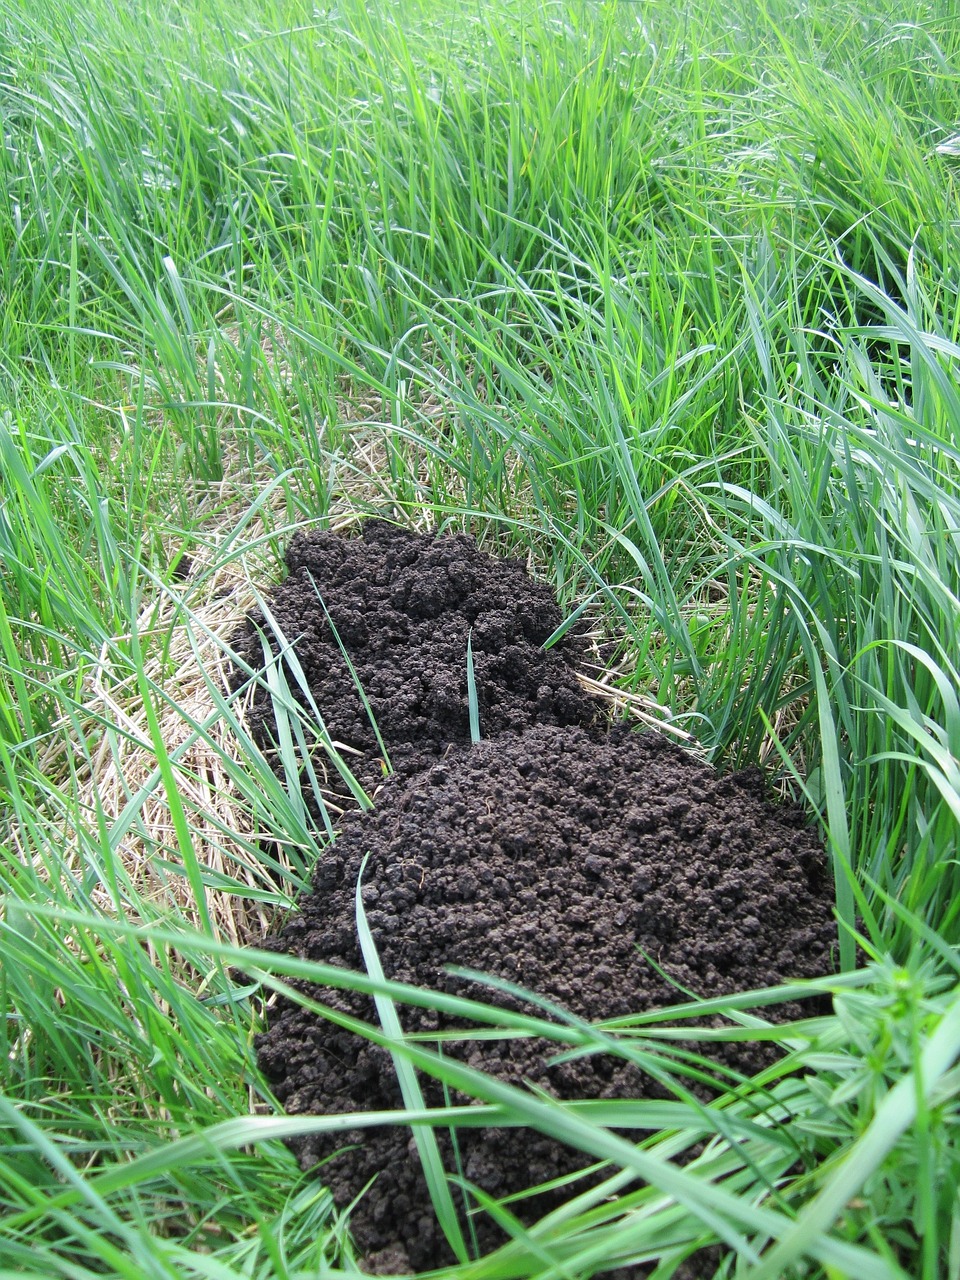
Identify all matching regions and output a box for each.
[257,724,836,1271]
[231,521,602,801]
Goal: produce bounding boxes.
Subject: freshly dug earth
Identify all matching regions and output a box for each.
[230,521,602,802]
[257,723,836,1271]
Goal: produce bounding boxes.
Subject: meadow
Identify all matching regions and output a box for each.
[1,0,959,1274]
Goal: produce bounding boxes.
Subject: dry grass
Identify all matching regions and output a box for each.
[8,343,501,954]
[12,344,695,959]
[576,673,697,744]
[11,357,414,947]
[15,516,282,945]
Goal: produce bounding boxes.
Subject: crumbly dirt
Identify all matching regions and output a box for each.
[230,520,603,804]
[256,723,836,1271]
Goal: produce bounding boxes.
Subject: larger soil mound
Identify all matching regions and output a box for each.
[231,521,602,799]
[257,723,836,1270]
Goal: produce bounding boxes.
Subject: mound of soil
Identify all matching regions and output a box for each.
[230,521,602,800]
[257,723,836,1271]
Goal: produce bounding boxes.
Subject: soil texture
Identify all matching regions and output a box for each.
[257,723,836,1270]
[230,521,602,802]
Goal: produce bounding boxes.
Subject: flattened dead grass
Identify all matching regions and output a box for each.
[13,359,687,961]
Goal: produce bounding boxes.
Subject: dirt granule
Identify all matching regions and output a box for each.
[257,723,836,1270]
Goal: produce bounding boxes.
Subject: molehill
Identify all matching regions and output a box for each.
[235,522,837,1272]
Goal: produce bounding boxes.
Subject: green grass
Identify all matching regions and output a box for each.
[1,0,959,1274]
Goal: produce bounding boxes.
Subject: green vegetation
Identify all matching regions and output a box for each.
[1,0,959,1273]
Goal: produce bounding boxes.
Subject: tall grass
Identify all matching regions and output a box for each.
[1,0,959,1274]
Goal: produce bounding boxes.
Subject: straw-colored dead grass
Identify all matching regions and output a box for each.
[13,345,689,963]
[11,339,482,954]
[13,364,406,948]
[18,523,281,946]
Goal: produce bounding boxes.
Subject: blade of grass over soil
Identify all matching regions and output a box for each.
[466,627,481,745]
[354,854,471,1263]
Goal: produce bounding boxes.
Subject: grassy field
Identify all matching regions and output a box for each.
[1,0,960,1274]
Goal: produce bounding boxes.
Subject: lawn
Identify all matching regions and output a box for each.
[1,0,959,1275]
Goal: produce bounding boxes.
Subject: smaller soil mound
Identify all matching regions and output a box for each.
[230,521,602,801]
[257,724,836,1270]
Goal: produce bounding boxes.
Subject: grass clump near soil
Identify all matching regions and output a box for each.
[1,0,960,1276]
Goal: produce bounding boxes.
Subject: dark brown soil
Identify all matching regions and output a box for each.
[256,725,837,1271]
[235,521,837,1273]
[230,520,602,802]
